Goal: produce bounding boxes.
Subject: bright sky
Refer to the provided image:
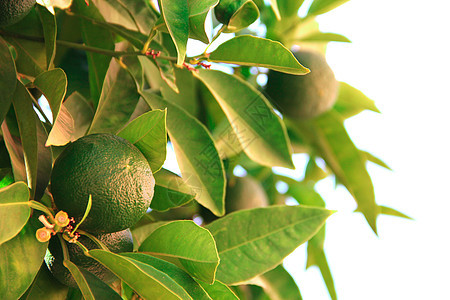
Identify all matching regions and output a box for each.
[281,1,450,299]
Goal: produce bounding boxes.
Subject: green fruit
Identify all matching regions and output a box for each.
[51,133,155,234]
[214,0,247,25]
[45,229,133,288]
[226,176,268,213]
[266,49,339,119]
[0,0,36,27]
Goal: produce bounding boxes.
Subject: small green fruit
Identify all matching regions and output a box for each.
[0,0,36,27]
[266,49,339,119]
[214,0,247,25]
[225,176,269,213]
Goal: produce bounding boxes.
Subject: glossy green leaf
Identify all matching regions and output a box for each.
[190,0,218,16]
[195,69,294,169]
[363,150,392,170]
[225,0,260,33]
[296,111,380,233]
[108,0,158,33]
[307,0,350,16]
[88,250,197,299]
[2,9,47,77]
[88,59,140,134]
[20,265,69,300]
[139,220,219,283]
[131,220,170,248]
[63,260,122,300]
[269,0,281,20]
[0,36,17,125]
[122,252,212,299]
[196,279,239,299]
[34,68,68,122]
[205,205,333,284]
[334,82,380,119]
[1,117,27,183]
[161,67,199,117]
[251,265,302,300]
[34,119,52,202]
[277,0,305,18]
[11,81,38,198]
[46,92,94,147]
[355,205,413,220]
[209,35,309,74]
[142,91,226,216]
[0,216,48,299]
[36,5,57,69]
[71,0,115,106]
[306,236,336,300]
[304,157,329,182]
[0,182,30,245]
[118,109,167,172]
[299,32,351,43]
[160,0,189,65]
[189,12,210,44]
[151,168,196,211]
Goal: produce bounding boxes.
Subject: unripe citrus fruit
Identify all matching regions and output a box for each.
[0,0,36,27]
[226,176,268,213]
[45,229,133,288]
[266,49,338,119]
[50,133,155,234]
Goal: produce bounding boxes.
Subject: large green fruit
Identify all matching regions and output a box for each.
[45,229,133,288]
[0,0,36,27]
[225,176,269,213]
[50,133,155,234]
[266,49,339,119]
[214,0,247,25]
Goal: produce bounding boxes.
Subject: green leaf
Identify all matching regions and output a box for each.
[295,111,380,233]
[333,82,380,119]
[131,220,171,248]
[0,36,17,125]
[159,0,189,65]
[195,69,294,169]
[0,216,48,299]
[2,9,47,77]
[189,12,210,44]
[307,0,350,16]
[225,0,260,33]
[251,265,302,300]
[20,265,69,300]
[161,67,199,117]
[88,59,140,134]
[88,250,202,299]
[306,241,336,300]
[46,92,94,147]
[33,68,68,122]
[269,0,281,20]
[0,182,30,245]
[139,220,220,284]
[208,35,309,75]
[1,116,27,183]
[379,206,413,220]
[36,5,57,69]
[205,205,333,284]
[299,32,351,43]
[142,91,226,216]
[277,0,305,18]
[118,109,167,173]
[109,0,158,33]
[63,260,122,300]
[71,0,115,106]
[11,81,38,198]
[189,0,219,16]
[362,150,392,170]
[196,279,239,299]
[34,119,52,201]
[151,168,196,211]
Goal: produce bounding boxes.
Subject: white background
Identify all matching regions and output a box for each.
[282,1,450,299]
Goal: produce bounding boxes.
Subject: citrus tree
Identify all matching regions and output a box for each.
[0,0,409,299]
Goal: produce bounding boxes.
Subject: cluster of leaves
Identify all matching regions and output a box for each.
[0,0,410,299]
